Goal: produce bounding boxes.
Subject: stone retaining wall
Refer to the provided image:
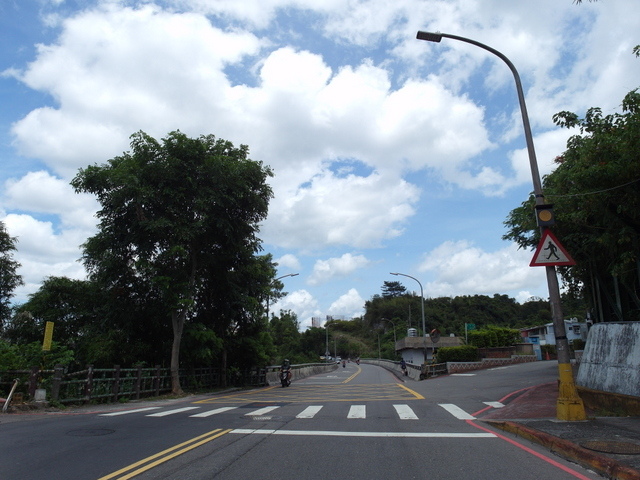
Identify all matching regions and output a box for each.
[577,322,640,398]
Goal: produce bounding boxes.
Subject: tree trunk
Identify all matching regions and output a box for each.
[170,309,185,395]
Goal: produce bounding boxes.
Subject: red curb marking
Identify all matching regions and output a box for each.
[467,419,593,480]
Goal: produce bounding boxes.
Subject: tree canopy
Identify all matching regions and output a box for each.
[0,221,23,328]
[71,130,273,392]
[504,89,640,322]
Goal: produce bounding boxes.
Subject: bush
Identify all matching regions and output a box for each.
[571,339,586,351]
[541,344,556,356]
[467,326,521,348]
[436,345,479,363]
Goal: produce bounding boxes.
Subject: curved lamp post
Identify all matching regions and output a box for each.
[416,31,585,421]
[381,317,397,352]
[266,273,299,321]
[390,272,427,363]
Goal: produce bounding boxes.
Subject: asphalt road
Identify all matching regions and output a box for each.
[0,361,604,479]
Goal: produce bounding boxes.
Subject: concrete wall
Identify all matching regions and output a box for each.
[363,359,421,380]
[266,363,338,385]
[576,322,640,398]
[447,355,537,373]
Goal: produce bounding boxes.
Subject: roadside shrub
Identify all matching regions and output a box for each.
[571,339,586,351]
[436,345,479,363]
[467,326,520,348]
[541,344,556,357]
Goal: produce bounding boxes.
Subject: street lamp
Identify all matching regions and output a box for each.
[381,317,397,351]
[390,272,427,363]
[266,273,299,321]
[416,31,586,421]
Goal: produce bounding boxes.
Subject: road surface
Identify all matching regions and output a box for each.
[0,361,602,479]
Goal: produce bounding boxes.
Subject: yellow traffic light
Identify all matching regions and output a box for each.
[534,204,555,227]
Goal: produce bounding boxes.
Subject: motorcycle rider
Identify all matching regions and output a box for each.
[280,359,292,385]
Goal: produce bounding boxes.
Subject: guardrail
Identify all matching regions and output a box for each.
[360,359,447,380]
[0,365,266,405]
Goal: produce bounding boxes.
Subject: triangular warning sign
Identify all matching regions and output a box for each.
[530,230,576,267]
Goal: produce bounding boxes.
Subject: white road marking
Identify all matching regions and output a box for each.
[190,406,239,417]
[347,405,366,419]
[451,374,476,376]
[246,406,280,416]
[393,404,418,420]
[483,402,505,409]
[439,404,476,420]
[99,407,162,416]
[296,406,323,418]
[146,407,201,417]
[231,429,495,438]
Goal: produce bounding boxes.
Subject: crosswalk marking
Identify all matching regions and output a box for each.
[190,406,238,418]
[296,405,323,418]
[483,401,505,409]
[347,405,366,419]
[438,403,475,420]
[393,404,418,420]
[231,429,496,438]
[245,406,280,416]
[146,407,201,417]
[98,403,482,421]
[99,407,162,416]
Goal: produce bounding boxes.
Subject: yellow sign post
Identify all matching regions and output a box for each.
[42,321,54,351]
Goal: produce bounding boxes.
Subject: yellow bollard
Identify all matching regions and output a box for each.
[556,362,587,421]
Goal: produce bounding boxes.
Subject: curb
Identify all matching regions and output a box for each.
[485,420,640,480]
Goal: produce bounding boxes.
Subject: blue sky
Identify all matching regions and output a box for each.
[1,0,639,330]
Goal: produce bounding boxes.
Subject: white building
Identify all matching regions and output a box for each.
[520,319,589,345]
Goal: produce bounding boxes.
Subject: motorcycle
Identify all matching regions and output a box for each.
[280,368,291,387]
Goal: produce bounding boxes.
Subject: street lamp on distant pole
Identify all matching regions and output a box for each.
[416,31,586,421]
[390,272,426,363]
[266,273,299,322]
[381,317,397,352]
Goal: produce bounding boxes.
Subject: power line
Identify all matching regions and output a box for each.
[545,178,640,198]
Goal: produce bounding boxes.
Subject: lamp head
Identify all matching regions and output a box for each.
[417,31,443,42]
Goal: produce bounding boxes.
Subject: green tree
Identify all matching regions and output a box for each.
[504,89,640,322]
[381,281,407,298]
[71,131,273,393]
[0,221,23,328]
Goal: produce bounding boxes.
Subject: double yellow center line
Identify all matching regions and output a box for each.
[98,428,231,480]
[341,366,362,383]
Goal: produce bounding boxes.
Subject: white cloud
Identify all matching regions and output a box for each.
[328,288,365,319]
[309,253,371,286]
[271,289,321,329]
[9,3,263,178]
[275,254,301,271]
[3,171,99,229]
[265,171,418,250]
[2,0,638,321]
[419,240,547,299]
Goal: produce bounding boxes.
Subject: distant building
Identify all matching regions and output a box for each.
[520,319,589,345]
[395,334,463,364]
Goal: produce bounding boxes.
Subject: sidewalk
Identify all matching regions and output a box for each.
[480,382,640,480]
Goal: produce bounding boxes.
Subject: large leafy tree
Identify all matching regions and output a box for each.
[504,89,640,322]
[71,131,273,393]
[0,221,23,328]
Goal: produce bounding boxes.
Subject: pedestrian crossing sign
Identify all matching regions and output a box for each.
[530,230,576,267]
